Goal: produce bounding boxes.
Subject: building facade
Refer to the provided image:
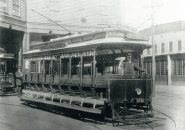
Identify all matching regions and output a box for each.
[141,21,185,85]
[0,0,27,67]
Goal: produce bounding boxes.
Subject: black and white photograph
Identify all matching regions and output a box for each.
[0,0,185,130]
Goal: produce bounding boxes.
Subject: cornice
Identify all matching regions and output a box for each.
[0,13,26,25]
[0,14,26,31]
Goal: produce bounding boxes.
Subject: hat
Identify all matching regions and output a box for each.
[126,52,132,56]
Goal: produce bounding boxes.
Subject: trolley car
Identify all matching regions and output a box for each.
[21,29,153,123]
[0,48,16,95]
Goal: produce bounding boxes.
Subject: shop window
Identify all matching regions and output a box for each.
[178,40,182,51]
[169,41,173,52]
[161,43,165,53]
[144,61,152,75]
[172,59,185,75]
[156,60,167,75]
[12,0,20,16]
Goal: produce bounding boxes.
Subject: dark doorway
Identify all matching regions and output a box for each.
[0,27,24,67]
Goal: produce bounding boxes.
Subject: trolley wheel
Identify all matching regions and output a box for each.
[111,102,127,126]
[112,117,116,126]
[149,104,153,111]
[148,104,154,117]
[144,109,148,113]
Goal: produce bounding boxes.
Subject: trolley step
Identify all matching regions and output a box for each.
[21,90,106,114]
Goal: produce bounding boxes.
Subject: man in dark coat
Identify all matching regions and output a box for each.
[15,66,23,96]
[119,52,145,75]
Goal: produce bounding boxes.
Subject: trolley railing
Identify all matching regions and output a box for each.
[0,74,15,94]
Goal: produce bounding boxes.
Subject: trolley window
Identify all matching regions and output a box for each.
[83,63,92,75]
[6,59,15,74]
[30,61,39,72]
[83,57,93,75]
[40,60,45,73]
[45,60,51,74]
[61,59,69,75]
[52,60,59,75]
[0,61,5,73]
[71,58,80,75]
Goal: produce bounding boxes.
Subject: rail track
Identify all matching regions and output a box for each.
[153,109,176,130]
[153,91,185,130]
[0,101,105,130]
[156,92,185,101]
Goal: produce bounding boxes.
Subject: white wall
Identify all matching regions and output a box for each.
[143,30,185,56]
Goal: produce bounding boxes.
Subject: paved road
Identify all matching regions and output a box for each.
[0,96,121,130]
[154,85,185,130]
[0,85,184,130]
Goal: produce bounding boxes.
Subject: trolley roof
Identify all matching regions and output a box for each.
[24,29,151,58]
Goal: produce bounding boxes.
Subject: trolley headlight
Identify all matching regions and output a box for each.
[135,88,142,95]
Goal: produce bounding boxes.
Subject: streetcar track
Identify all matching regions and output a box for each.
[0,102,25,107]
[135,117,154,130]
[0,105,78,130]
[88,123,104,130]
[0,99,176,130]
[0,121,19,130]
[0,102,159,130]
[0,101,105,130]
[0,102,74,128]
[156,92,185,101]
[0,100,154,129]
[153,109,176,130]
[145,121,154,130]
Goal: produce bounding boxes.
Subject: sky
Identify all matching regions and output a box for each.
[121,0,185,30]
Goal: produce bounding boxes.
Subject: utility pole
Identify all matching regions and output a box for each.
[151,0,156,97]
[143,0,162,97]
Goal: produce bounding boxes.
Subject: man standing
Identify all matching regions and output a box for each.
[119,52,145,75]
[15,66,23,96]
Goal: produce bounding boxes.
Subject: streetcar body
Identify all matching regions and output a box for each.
[21,29,153,120]
[0,48,16,95]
